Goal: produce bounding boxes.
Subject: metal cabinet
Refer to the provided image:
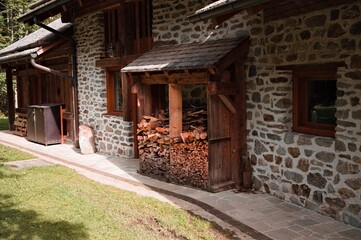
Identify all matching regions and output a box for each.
[27,104,62,146]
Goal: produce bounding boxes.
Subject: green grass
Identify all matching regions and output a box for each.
[0,148,234,240]
[0,116,8,131]
[0,144,35,163]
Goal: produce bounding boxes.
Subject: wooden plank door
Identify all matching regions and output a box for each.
[208,93,235,192]
[208,66,245,192]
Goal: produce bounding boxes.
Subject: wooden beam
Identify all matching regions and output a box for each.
[216,38,250,74]
[264,0,355,22]
[276,62,346,71]
[208,81,240,95]
[122,72,131,121]
[74,0,121,19]
[132,89,139,158]
[208,67,217,75]
[133,71,209,84]
[218,95,236,114]
[95,57,122,68]
[6,68,15,131]
[168,84,182,138]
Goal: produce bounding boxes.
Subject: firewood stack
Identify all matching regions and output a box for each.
[137,106,209,188]
[138,115,171,179]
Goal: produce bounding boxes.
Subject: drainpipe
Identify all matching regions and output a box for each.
[30,53,72,79]
[32,17,79,147]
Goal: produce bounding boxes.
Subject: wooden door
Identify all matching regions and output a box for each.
[208,64,245,192]
[208,93,234,192]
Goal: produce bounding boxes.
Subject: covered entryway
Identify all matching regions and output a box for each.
[122,37,250,191]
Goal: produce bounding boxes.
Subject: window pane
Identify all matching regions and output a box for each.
[113,72,122,110]
[308,80,336,125]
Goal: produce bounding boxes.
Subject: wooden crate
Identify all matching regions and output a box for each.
[13,112,27,137]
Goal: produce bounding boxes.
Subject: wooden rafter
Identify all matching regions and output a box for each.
[216,38,250,74]
[218,95,236,114]
[132,71,209,85]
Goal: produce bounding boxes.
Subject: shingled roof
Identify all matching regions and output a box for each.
[122,37,248,73]
[0,19,72,64]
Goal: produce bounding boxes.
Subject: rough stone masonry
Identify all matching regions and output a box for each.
[153,0,361,228]
[73,0,360,228]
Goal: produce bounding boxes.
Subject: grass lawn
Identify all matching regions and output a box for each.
[0,147,234,240]
[0,144,35,162]
[0,116,8,131]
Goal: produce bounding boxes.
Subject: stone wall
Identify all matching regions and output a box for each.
[74,12,134,158]
[152,0,361,227]
[245,3,361,228]
[153,0,250,44]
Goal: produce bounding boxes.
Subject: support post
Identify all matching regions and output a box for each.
[168,84,182,138]
[122,72,131,121]
[6,67,15,131]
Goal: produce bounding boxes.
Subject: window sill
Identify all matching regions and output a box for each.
[292,126,335,138]
[96,57,122,68]
[103,113,123,118]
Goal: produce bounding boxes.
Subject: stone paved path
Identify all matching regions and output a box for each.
[1,130,360,240]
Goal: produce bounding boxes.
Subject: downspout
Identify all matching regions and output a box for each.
[32,18,79,147]
[30,53,72,79]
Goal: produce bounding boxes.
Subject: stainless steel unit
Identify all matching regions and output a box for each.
[27,104,62,146]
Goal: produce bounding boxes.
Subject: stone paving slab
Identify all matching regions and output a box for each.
[0,130,360,240]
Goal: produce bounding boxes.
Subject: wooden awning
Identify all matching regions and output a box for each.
[18,0,73,24]
[0,19,72,66]
[122,37,249,74]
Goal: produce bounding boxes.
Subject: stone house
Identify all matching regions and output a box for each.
[184,0,361,228]
[5,0,361,228]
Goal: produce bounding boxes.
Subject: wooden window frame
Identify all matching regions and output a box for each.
[106,67,123,116]
[293,66,337,138]
[103,0,152,58]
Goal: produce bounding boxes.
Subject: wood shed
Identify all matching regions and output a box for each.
[122,37,250,192]
[0,19,77,144]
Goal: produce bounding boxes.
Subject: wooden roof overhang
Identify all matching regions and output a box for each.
[122,36,250,90]
[189,0,357,24]
[0,19,72,69]
[19,0,136,25]
[18,0,74,24]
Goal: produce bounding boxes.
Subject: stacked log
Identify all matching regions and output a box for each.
[137,106,209,188]
[138,116,171,180]
[170,134,208,188]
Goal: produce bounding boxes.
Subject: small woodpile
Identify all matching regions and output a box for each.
[137,106,209,188]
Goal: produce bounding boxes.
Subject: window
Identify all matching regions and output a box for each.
[293,66,337,137]
[103,0,152,58]
[106,69,123,116]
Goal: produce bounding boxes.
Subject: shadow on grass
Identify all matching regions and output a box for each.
[0,165,20,179]
[0,194,89,240]
[0,117,8,131]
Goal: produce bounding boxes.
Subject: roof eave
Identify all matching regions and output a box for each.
[187,0,270,23]
[18,0,73,24]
